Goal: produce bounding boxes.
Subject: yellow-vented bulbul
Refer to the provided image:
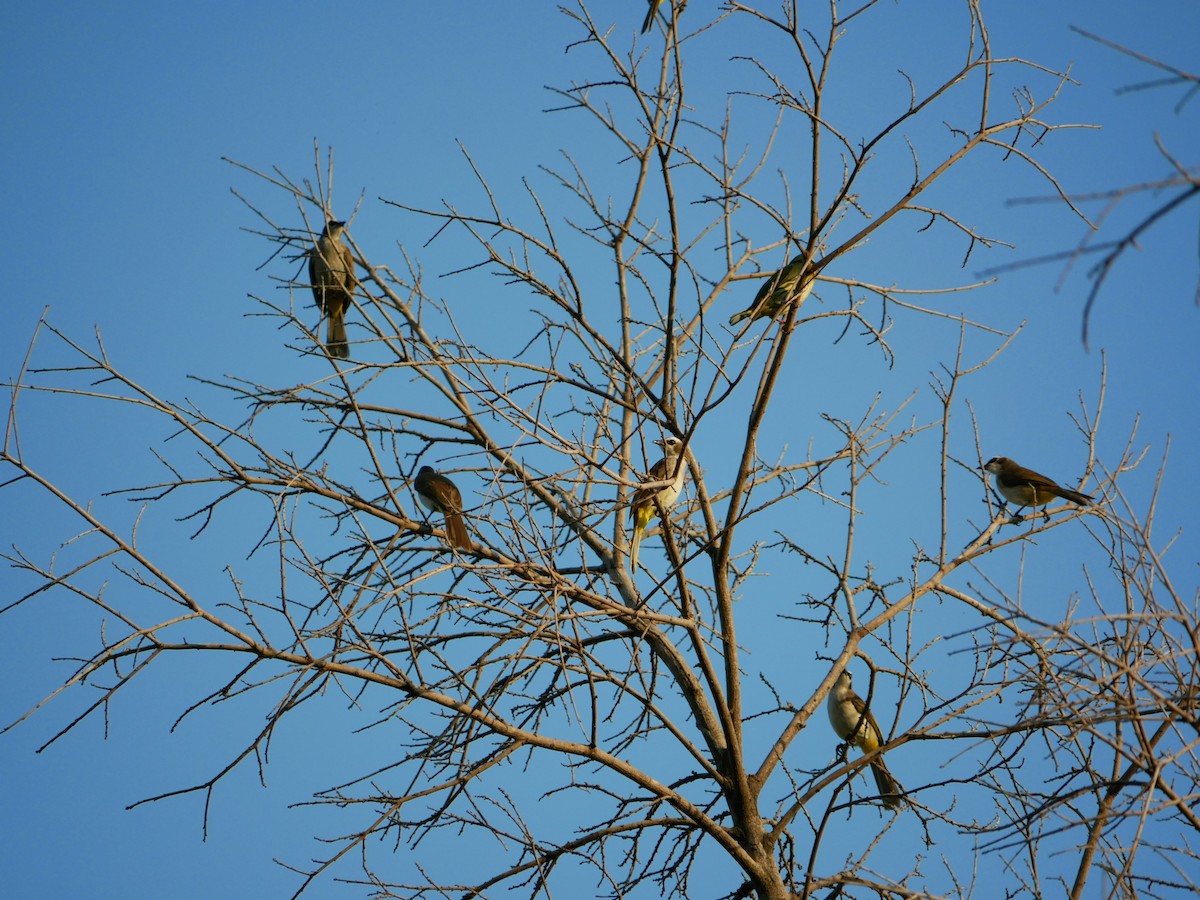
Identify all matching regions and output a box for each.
[309,220,354,360]
[414,466,472,552]
[827,669,904,809]
[629,436,686,571]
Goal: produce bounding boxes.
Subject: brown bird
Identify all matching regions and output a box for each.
[827,670,905,809]
[984,456,1093,521]
[728,254,816,326]
[308,220,354,360]
[414,466,473,552]
[629,436,686,571]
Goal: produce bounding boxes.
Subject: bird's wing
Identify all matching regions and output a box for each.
[433,476,463,515]
[849,693,884,745]
[337,238,355,289]
[1012,465,1060,489]
[633,455,668,508]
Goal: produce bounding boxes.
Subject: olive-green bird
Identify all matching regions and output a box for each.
[728,255,817,327]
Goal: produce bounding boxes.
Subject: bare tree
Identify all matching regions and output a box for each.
[4,3,1196,899]
[1007,26,1199,346]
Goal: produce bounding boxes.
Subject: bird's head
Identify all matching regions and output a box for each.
[656,436,684,455]
[983,457,1011,475]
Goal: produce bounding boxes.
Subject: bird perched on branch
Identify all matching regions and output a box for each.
[728,254,816,326]
[414,466,473,552]
[827,670,905,809]
[984,456,1093,522]
[629,436,686,571]
[308,220,355,360]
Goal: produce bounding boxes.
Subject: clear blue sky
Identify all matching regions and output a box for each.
[2,2,1197,897]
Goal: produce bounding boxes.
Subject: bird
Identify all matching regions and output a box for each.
[629,435,686,571]
[308,220,355,360]
[983,456,1093,521]
[414,466,473,552]
[827,669,905,809]
[728,254,817,326]
[642,0,664,33]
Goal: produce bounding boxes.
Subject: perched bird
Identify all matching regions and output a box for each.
[629,435,686,571]
[414,466,473,552]
[827,670,905,809]
[729,254,816,326]
[984,456,1093,521]
[642,0,664,33]
[308,220,355,360]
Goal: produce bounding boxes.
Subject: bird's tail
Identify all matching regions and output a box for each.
[629,502,655,571]
[1059,487,1093,506]
[728,308,751,327]
[642,0,660,33]
[870,758,905,809]
[444,512,473,552]
[326,311,349,360]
